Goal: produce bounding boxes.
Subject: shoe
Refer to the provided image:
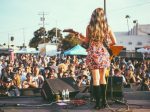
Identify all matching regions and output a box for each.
[93,86,101,110]
[100,84,107,109]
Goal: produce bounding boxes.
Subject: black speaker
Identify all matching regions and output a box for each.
[41,77,80,101]
[106,76,123,98]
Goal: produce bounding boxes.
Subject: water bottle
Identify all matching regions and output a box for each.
[65,89,70,100]
[62,89,66,100]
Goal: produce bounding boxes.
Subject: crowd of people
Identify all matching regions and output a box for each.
[0,54,149,97]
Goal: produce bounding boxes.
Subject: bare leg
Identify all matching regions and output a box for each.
[92,69,100,85]
[99,68,107,84]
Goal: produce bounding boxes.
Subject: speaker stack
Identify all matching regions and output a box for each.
[41,77,80,101]
[106,76,123,99]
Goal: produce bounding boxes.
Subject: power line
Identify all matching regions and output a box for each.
[0,25,38,34]
[65,1,150,30]
[1,1,150,35]
[109,1,150,13]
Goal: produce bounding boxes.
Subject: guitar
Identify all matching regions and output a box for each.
[63,29,124,58]
[63,29,89,48]
[63,29,79,36]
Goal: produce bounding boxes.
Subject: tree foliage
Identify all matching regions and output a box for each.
[61,33,81,51]
[29,27,63,48]
[29,27,45,48]
[47,28,63,43]
[29,27,83,51]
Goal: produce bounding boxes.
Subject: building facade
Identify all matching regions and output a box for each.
[115,24,150,52]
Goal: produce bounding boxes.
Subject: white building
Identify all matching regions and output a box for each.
[38,43,58,56]
[115,24,150,52]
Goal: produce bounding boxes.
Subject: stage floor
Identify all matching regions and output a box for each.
[0,96,150,112]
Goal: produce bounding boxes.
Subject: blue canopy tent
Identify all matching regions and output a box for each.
[64,44,87,55]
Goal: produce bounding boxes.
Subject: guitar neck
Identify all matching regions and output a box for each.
[63,29,78,34]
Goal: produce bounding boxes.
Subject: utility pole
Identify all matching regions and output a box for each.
[55,20,58,43]
[22,28,25,47]
[104,0,108,29]
[8,33,10,49]
[39,12,48,28]
[38,12,48,43]
[56,20,57,39]
[104,0,106,15]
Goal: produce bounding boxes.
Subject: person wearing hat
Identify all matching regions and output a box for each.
[77,69,90,87]
[0,77,20,96]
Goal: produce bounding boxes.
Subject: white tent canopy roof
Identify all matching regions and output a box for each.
[14,47,39,54]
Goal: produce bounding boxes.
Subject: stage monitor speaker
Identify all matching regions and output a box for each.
[41,77,80,101]
[106,76,123,99]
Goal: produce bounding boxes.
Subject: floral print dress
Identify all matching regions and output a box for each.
[86,41,110,70]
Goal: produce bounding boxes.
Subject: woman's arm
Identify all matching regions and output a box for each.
[108,27,117,46]
[76,26,89,43]
[22,81,29,88]
[77,33,89,43]
[63,28,89,43]
[28,81,38,88]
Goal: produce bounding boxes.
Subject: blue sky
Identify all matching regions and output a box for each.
[0,0,150,46]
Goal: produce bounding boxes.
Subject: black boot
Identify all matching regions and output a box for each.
[93,86,100,110]
[100,84,107,108]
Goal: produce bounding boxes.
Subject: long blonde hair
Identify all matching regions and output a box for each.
[87,8,108,42]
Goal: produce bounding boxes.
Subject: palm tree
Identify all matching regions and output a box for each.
[125,15,130,35]
[133,20,138,35]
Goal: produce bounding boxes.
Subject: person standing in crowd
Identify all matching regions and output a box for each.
[125,67,136,84]
[57,63,67,78]
[22,73,38,88]
[114,68,127,85]
[0,77,20,96]
[32,66,44,88]
[75,8,116,109]
[140,77,150,91]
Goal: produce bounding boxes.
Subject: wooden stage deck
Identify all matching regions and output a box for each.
[0,95,150,112]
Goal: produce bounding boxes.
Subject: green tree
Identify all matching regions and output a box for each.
[47,27,63,43]
[29,27,63,48]
[47,27,63,51]
[29,27,46,48]
[61,33,81,51]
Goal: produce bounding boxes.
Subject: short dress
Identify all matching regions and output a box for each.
[86,41,110,70]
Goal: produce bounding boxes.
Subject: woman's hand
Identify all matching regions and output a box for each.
[63,28,89,43]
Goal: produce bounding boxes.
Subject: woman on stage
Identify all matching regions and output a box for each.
[76,8,116,109]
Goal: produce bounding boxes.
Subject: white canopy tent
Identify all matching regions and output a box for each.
[14,48,39,54]
[137,48,150,54]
